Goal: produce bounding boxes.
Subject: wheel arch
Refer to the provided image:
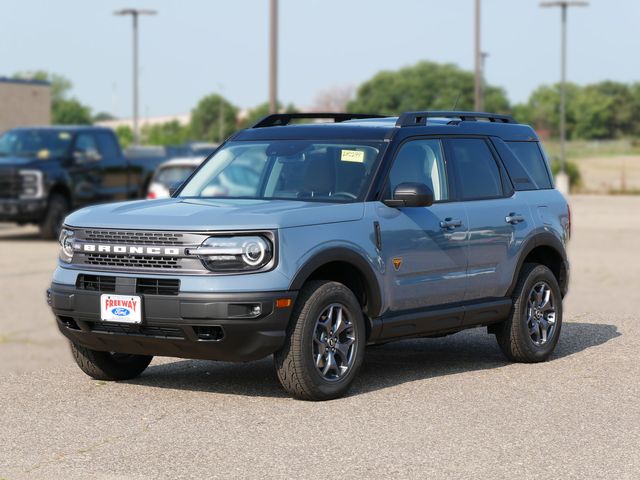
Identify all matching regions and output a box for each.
[289,248,384,332]
[508,233,569,297]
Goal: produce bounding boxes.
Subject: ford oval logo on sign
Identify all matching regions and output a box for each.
[112,307,130,317]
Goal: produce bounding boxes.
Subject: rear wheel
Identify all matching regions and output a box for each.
[39,193,69,240]
[495,263,563,363]
[274,281,365,401]
[70,342,153,381]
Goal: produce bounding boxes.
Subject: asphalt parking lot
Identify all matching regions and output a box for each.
[1,195,639,479]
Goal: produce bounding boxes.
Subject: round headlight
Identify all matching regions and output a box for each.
[242,239,267,266]
[59,229,75,263]
[194,235,273,272]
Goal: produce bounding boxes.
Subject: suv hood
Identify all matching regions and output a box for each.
[65,198,365,231]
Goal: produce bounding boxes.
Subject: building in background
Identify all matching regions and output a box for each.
[0,77,51,133]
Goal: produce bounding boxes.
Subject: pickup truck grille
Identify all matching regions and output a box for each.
[0,169,21,199]
[70,229,210,274]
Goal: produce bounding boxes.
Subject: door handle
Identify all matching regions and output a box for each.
[440,218,462,230]
[505,213,525,224]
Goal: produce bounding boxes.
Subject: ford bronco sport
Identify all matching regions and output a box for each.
[48,111,570,401]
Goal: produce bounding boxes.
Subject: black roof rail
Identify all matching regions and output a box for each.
[251,113,386,128]
[396,111,516,127]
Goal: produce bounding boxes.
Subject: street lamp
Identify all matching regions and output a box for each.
[474,0,482,111]
[540,1,588,181]
[114,8,157,146]
[269,0,278,114]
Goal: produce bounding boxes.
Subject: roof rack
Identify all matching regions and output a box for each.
[396,111,516,127]
[251,113,386,128]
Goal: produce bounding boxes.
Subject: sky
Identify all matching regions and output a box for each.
[1,0,638,118]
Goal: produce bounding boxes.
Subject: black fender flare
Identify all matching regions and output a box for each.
[289,247,383,318]
[507,232,569,297]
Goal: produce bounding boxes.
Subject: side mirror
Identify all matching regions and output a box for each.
[383,182,434,208]
[73,150,101,164]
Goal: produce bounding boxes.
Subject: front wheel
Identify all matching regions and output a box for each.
[495,263,563,363]
[39,193,69,240]
[274,281,366,401]
[70,342,153,381]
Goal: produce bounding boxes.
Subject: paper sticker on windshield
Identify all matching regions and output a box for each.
[341,150,365,163]
[58,132,71,140]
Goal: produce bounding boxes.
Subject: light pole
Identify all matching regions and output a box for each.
[479,51,489,112]
[474,0,482,112]
[114,8,157,146]
[269,0,278,114]
[540,1,588,178]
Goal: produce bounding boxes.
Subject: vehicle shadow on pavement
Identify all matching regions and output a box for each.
[127,321,620,398]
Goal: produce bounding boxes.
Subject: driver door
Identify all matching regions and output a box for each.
[376,138,469,314]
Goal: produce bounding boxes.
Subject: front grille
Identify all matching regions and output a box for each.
[71,229,211,273]
[83,230,184,245]
[76,275,180,295]
[76,274,116,292]
[0,169,21,199]
[91,322,184,339]
[136,278,180,296]
[85,254,181,269]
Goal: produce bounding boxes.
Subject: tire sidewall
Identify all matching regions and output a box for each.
[298,283,366,398]
[515,265,563,360]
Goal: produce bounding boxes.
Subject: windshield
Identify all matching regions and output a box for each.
[0,129,73,158]
[179,140,383,202]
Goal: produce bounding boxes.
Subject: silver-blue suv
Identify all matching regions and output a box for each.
[48,111,570,400]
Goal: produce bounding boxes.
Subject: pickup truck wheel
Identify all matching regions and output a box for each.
[70,342,153,381]
[495,263,563,363]
[274,281,365,401]
[39,193,69,240]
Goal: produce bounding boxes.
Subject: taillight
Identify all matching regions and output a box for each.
[566,204,572,240]
[147,191,156,199]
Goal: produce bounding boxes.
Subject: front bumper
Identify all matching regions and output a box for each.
[48,282,297,362]
[0,198,47,222]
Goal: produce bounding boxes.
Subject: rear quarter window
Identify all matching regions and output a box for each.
[506,141,553,189]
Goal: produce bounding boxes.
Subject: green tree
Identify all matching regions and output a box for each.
[52,98,92,125]
[142,120,191,145]
[93,111,116,122]
[346,61,511,114]
[239,102,298,129]
[190,94,239,142]
[514,83,580,138]
[115,125,134,150]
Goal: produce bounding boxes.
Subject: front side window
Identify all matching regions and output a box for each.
[449,138,503,200]
[387,139,449,201]
[74,134,100,158]
[179,140,383,202]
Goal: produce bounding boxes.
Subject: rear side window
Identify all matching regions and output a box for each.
[448,138,503,200]
[506,142,553,189]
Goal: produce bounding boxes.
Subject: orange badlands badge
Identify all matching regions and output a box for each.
[392,257,402,271]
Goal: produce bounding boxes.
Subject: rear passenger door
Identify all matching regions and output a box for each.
[446,137,533,301]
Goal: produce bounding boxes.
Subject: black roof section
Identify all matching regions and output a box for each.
[0,76,51,87]
[234,111,537,143]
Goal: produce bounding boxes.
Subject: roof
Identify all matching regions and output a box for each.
[8,125,112,132]
[0,77,51,87]
[233,112,539,143]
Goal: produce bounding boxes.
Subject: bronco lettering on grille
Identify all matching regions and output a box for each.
[73,244,181,255]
